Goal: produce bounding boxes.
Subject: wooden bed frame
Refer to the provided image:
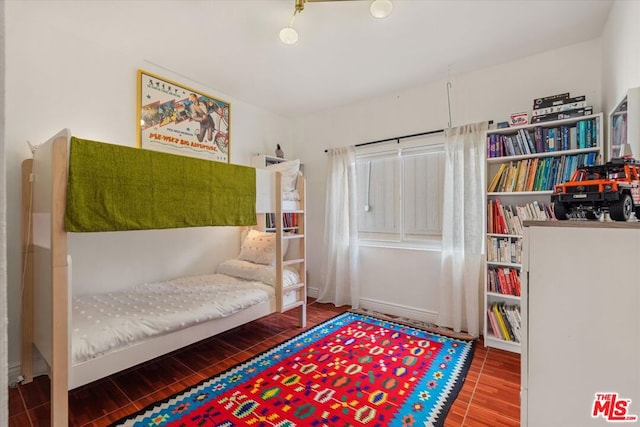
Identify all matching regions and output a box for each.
[21,129,307,425]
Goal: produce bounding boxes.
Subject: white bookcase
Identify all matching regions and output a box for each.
[483,112,604,353]
[252,154,287,168]
[609,87,640,160]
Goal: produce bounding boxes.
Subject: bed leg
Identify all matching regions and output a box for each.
[300,303,307,328]
[21,159,34,383]
[51,138,70,425]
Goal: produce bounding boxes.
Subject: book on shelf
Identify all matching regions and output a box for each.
[503,304,522,342]
[546,128,556,152]
[487,200,494,235]
[515,161,527,192]
[510,268,521,296]
[487,308,502,341]
[531,106,593,123]
[520,129,536,154]
[532,93,584,110]
[486,237,522,265]
[525,158,538,191]
[487,116,599,158]
[496,303,518,342]
[576,118,599,149]
[488,199,555,234]
[532,98,587,117]
[493,198,509,233]
[264,212,300,231]
[532,92,570,109]
[487,302,521,343]
[488,153,598,193]
[283,212,299,229]
[488,163,506,192]
[492,303,512,341]
[487,266,521,296]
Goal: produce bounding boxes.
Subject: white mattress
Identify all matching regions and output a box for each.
[71,274,274,364]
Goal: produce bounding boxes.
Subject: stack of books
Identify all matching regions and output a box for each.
[487,302,521,342]
[487,199,555,235]
[532,92,592,123]
[487,152,598,193]
[487,117,599,158]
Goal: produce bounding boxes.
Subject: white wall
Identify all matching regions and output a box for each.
[4,2,293,379]
[297,39,603,321]
[5,0,627,383]
[602,0,640,157]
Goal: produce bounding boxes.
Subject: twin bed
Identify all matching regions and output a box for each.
[21,129,307,425]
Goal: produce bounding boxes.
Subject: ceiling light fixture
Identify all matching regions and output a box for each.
[279,0,305,45]
[279,26,299,45]
[370,0,393,19]
[280,0,392,45]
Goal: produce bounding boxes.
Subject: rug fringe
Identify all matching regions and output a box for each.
[348,308,477,341]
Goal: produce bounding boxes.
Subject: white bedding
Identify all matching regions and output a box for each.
[71,274,273,364]
[282,190,300,201]
[216,258,300,287]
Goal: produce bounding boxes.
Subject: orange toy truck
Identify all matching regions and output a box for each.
[551,157,640,221]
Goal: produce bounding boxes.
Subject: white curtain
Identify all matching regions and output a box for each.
[318,146,360,308]
[437,122,489,336]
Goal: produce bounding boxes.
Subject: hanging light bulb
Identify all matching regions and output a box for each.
[279,0,392,44]
[370,0,393,19]
[279,27,299,44]
[280,0,304,45]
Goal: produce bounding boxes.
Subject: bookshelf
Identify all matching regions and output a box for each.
[252,154,305,172]
[252,154,287,168]
[252,154,303,234]
[608,87,640,161]
[484,112,604,353]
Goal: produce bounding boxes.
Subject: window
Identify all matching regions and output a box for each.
[356,134,445,245]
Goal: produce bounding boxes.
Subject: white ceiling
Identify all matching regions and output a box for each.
[30,0,613,118]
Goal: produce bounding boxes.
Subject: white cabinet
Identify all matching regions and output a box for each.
[484,113,604,353]
[521,222,640,427]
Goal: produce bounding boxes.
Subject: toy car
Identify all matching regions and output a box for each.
[551,157,640,221]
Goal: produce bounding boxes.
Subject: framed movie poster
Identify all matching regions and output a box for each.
[137,70,230,162]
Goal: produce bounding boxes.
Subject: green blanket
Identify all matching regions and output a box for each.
[65,137,256,232]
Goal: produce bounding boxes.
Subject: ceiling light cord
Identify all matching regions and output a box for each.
[279,9,300,45]
[288,9,299,27]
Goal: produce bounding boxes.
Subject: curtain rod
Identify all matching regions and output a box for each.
[323,120,494,153]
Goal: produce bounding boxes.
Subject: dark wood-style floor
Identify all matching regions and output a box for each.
[9,301,520,426]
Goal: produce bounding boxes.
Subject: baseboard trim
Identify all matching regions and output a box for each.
[359,297,438,324]
[9,352,48,385]
[307,286,319,299]
[8,363,22,385]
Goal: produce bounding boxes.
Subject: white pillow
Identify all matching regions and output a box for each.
[266,159,300,192]
[238,229,288,265]
[217,259,300,287]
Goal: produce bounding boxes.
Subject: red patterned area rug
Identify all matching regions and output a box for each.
[111,312,475,427]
